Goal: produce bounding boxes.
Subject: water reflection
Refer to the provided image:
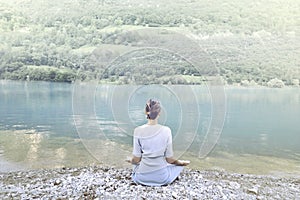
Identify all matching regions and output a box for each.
[26,133,43,162]
[55,148,67,164]
[0,130,97,172]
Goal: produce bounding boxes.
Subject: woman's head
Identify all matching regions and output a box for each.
[145,99,161,120]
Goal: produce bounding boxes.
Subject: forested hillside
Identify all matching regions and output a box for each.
[0,0,299,86]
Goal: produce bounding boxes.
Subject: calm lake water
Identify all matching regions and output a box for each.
[0,80,299,176]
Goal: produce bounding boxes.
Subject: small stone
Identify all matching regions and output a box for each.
[54,179,62,186]
[172,192,179,199]
[247,187,258,195]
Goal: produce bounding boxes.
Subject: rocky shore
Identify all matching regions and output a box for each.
[1,166,299,199]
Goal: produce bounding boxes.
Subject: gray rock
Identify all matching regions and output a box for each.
[247,187,259,195]
[172,191,179,199]
[54,179,62,186]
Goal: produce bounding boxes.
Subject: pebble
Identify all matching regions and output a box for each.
[247,187,259,195]
[172,191,179,199]
[54,179,62,186]
[0,166,299,199]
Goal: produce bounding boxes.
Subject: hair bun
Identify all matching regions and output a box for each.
[145,99,161,120]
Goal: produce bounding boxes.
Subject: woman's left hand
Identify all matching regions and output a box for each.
[177,160,190,166]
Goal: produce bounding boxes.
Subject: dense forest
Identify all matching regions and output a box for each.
[0,0,299,86]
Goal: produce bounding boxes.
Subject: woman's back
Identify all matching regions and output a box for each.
[133,124,173,173]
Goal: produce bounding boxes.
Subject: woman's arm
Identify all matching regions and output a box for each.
[164,128,189,166]
[166,157,190,166]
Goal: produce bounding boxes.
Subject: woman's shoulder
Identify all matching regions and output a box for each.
[133,124,147,136]
[134,124,148,131]
[134,124,171,136]
[159,125,171,132]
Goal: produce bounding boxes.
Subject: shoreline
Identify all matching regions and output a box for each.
[1,165,299,199]
[1,79,300,89]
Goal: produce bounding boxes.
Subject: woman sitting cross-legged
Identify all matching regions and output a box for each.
[127,99,190,186]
